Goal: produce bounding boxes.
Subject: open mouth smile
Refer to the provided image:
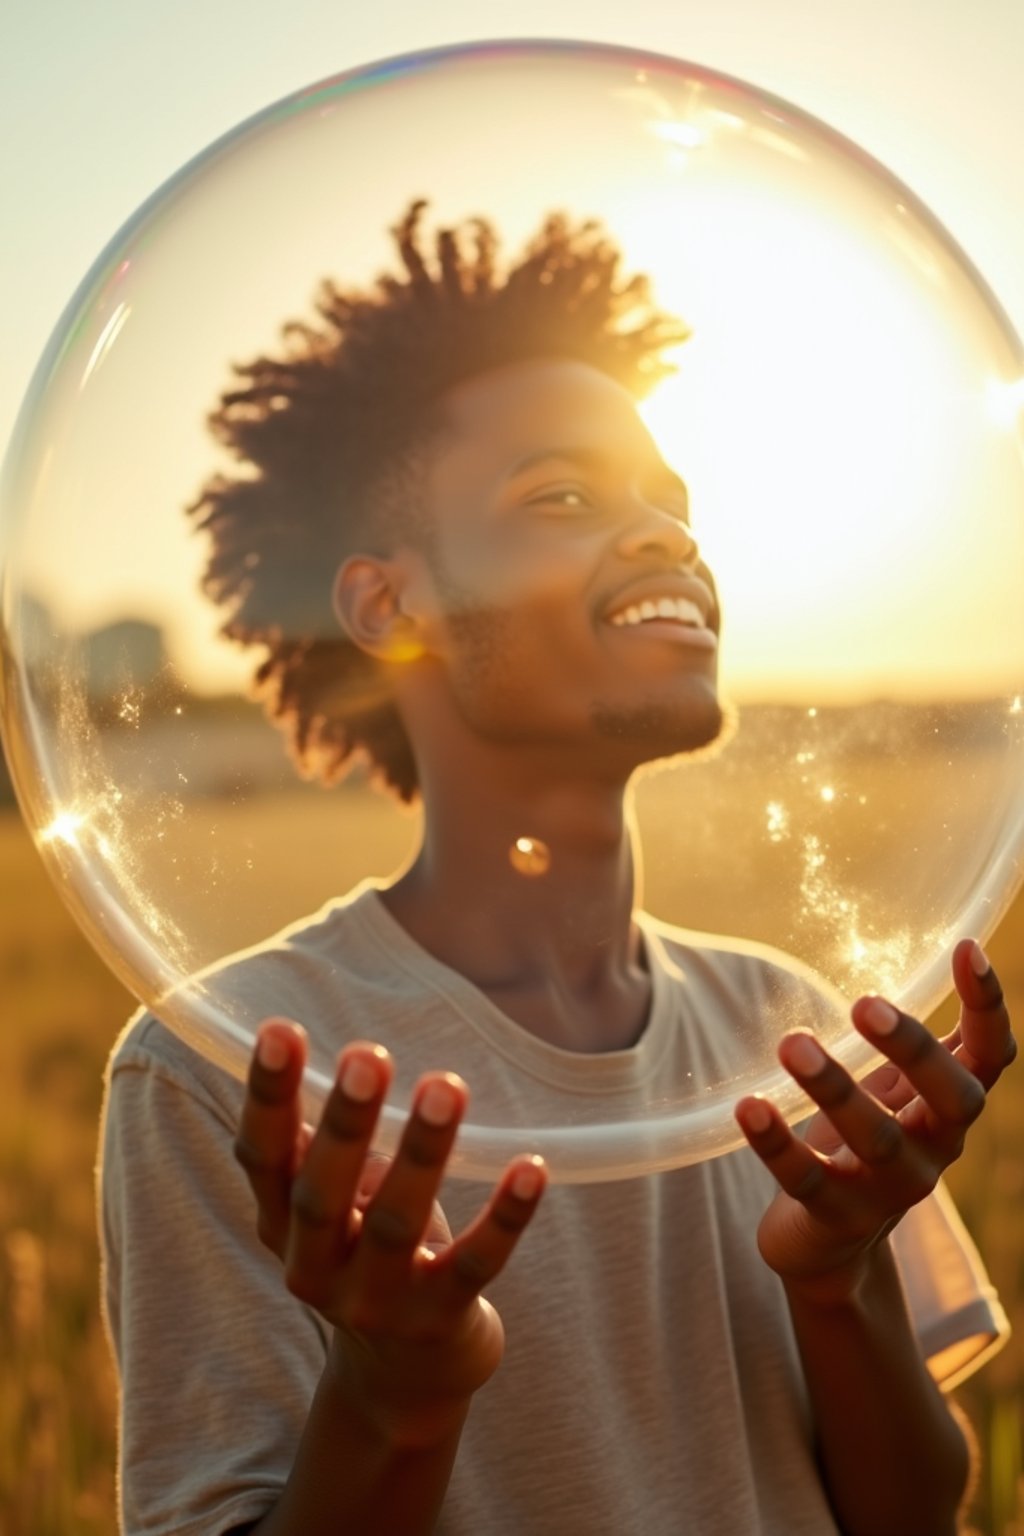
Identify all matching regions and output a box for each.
[604,588,718,651]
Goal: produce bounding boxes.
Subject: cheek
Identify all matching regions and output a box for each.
[430,522,608,678]
[444,567,598,646]
[441,514,601,597]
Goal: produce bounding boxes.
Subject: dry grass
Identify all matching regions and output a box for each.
[0,800,1022,1534]
[0,812,127,1534]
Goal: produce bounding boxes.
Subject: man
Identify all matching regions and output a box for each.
[100,202,1014,1535]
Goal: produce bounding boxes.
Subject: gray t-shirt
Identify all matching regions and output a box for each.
[99,888,1008,1536]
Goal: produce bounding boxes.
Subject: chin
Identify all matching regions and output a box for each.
[591,687,733,769]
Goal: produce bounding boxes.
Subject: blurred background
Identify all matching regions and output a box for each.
[2,2,1023,1531]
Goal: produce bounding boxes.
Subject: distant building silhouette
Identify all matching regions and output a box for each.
[17,591,56,663]
[0,609,174,804]
[83,618,168,701]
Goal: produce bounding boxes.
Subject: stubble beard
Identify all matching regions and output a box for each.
[590,692,727,763]
[440,594,728,767]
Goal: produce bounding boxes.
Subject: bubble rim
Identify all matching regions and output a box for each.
[3,37,1024,1182]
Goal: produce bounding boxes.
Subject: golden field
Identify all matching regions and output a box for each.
[1,792,1023,1535]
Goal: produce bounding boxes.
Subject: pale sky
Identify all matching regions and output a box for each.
[3,0,1024,700]
[4,0,1023,461]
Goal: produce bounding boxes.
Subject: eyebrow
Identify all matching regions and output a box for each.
[507,446,689,500]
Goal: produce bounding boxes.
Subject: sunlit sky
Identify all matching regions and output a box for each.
[4,0,1024,701]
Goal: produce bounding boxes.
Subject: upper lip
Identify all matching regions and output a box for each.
[601,573,718,631]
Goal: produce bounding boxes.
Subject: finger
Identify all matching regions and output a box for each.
[292,1121,315,1177]
[433,1156,547,1308]
[353,1154,452,1249]
[851,998,987,1132]
[951,939,1016,1087]
[778,1032,916,1177]
[353,1151,396,1208]
[853,944,1010,1119]
[735,1095,832,1206]
[234,1019,308,1254]
[349,1074,467,1310]
[857,1058,907,1113]
[285,1043,392,1302]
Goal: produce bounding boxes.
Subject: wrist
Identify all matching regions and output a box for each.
[325,1330,474,1452]
[780,1231,898,1311]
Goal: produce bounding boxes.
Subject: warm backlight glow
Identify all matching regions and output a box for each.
[987,375,1024,428]
[631,168,1024,700]
[12,60,1024,707]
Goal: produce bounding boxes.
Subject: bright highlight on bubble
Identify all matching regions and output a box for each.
[39,811,86,849]
[2,39,1024,1181]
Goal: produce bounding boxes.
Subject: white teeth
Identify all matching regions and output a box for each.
[674,599,704,625]
[609,596,706,627]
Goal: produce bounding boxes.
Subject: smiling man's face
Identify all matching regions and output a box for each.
[402,358,725,776]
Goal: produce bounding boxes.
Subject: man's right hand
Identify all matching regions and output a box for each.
[234,1019,546,1450]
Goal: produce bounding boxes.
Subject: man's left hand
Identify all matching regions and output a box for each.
[735,938,1016,1302]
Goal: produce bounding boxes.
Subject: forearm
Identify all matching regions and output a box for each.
[244,1339,469,1536]
[230,1027,546,1536]
[786,1239,970,1536]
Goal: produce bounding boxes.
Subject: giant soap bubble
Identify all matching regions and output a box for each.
[3,40,1024,1181]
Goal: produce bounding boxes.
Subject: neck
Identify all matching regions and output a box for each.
[380,747,643,1002]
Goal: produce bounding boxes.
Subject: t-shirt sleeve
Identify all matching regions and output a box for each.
[891,1182,1010,1391]
[99,1025,327,1536]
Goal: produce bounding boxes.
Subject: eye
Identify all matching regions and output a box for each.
[526,484,596,513]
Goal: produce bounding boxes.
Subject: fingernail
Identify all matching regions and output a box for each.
[418,1078,459,1127]
[339,1054,381,1103]
[787,1033,828,1077]
[510,1157,545,1200]
[257,1029,290,1071]
[969,940,991,978]
[743,1097,773,1134]
[862,997,900,1035]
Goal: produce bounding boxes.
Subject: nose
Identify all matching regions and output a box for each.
[615,500,701,569]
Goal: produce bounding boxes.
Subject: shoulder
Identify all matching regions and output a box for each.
[107,1010,248,1150]
[640,911,848,1027]
[107,882,395,1110]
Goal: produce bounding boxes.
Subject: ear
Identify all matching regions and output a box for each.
[332,554,428,663]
